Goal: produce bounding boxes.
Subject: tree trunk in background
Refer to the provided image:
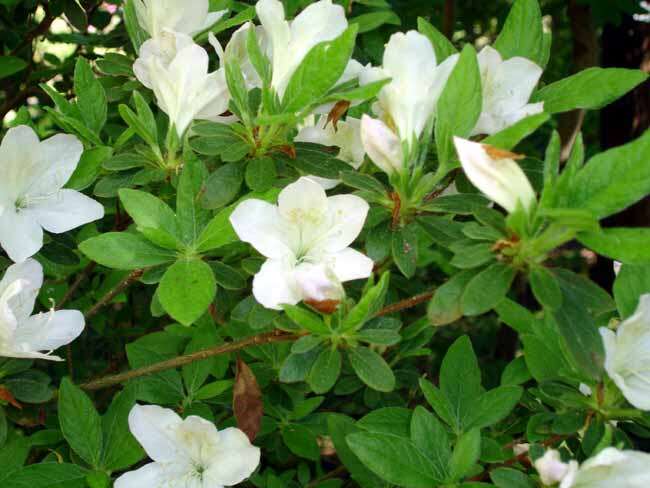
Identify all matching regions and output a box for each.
[558,0,598,161]
[592,15,650,289]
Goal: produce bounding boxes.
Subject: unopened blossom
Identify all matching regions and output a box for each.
[472,46,544,136]
[115,404,260,488]
[360,114,403,176]
[601,294,650,410]
[255,0,348,97]
[453,137,536,214]
[361,30,459,147]
[547,448,650,488]
[133,31,230,137]
[0,259,84,361]
[295,115,365,189]
[534,449,578,486]
[230,177,373,310]
[133,0,227,40]
[0,126,104,263]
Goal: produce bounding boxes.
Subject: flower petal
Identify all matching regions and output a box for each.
[204,427,261,485]
[252,259,301,310]
[360,115,403,175]
[277,177,331,248]
[13,309,84,353]
[327,248,374,283]
[30,189,104,234]
[0,259,42,323]
[310,194,369,255]
[28,134,83,196]
[0,125,41,202]
[0,208,44,263]
[128,404,184,463]
[230,199,295,259]
[114,463,167,488]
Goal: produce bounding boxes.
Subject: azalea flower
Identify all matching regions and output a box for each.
[115,404,260,488]
[359,30,458,174]
[453,136,536,214]
[133,0,227,40]
[0,126,104,263]
[255,0,348,97]
[601,294,650,410]
[133,31,231,137]
[472,46,544,136]
[535,448,650,488]
[0,259,84,361]
[295,115,365,189]
[230,177,373,310]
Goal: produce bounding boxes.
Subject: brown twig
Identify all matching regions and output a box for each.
[57,262,96,310]
[375,291,434,316]
[80,331,299,391]
[84,269,143,320]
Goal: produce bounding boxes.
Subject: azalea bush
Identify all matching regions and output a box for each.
[2,0,650,487]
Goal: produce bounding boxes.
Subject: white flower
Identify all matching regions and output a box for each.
[601,294,650,410]
[0,126,104,263]
[472,46,544,136]
[255,0,348,97]
[133,0,227,40]
[534,449,578,487]
[361,30,459,146]
[559,448,650,488]
[453,137,536,214]
[360,114,403,176]
[133,31,230,137]
[0,259,84,361]
[230,177,373,310]
[295,115,365,189]
[115,404,260,488]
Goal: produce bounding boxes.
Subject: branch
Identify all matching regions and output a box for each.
[80,331,299,391]
[79,290,433,391]
[84,269,143,319]
[57,262,96,310]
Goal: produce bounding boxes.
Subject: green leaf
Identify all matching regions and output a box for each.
[350,10,401,34]
[465,386,522,430]
[341,272,390,332]
[200,163,245,210]
[422,194,490,215]
[209,261,247,290]
[74,58,107,135]
[119,189,180,249]
[347,432,443,488]
[79,232,176,270]
[66,146,113,191]
[448,428,481,481]
[282,424,320,461]
[614,264,650,319]
[195,208,238,252]
[284,305,329,334]
[101,386,143,471]
[428,269,479,326]
[462,263,516,316]
[182,321,220,396]
[0,56,27,79]
[579,228,650,265]
[410,406,450,480]
[440,336,482,433]
[552,270,607,380]
[418,17,457,62]
[308,348,342,393]
[123,0,148,52]
[58,377,103,468]
[340,171,386,195]
[0,463,88,488]
[392,225,418,278]
[282,143,352,179]
[494,0,544,65]
[531,68,648,113]
[435,44,482,178]
[246,26,271,85]
[177,153,210,245]
[348,347,395,392]
[283,26,358,111]
[483,112,550,150]
[158,259,216,326]
[419,379,456,429]
[491,468,536,488]
[225,58,252,126]
[529,266,563,309]
[451,242,495,269]
[245,156,276,192]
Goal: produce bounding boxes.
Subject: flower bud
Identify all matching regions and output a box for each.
[360,115,403,175]
[453,137,536,214]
